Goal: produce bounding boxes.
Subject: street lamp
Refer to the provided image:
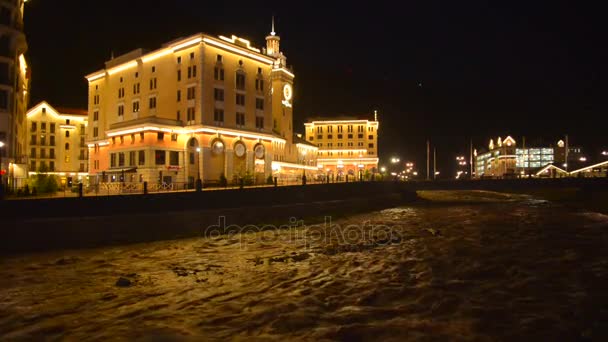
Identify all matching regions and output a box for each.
[302,149,307,185]
[602,151,608,156]
[391,157,400,164]
[380,166,386,173]
[0,141,4,198]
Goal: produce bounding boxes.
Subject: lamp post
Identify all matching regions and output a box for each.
[0,141,4,199]
[301,149,307,185]
[195,147,202,191]
[390,157,400,181]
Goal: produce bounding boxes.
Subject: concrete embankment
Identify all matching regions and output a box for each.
[0,182,414,255]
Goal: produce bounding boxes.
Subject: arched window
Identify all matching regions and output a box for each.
[65,143,70,150]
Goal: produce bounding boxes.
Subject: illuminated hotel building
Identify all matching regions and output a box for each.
[0,0,29,190]
[474,136,578,178]
[25,102,88,185]
[85,23,311,185]
[304,113,379,179]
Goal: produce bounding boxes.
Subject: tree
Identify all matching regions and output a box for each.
[30,164,59,194]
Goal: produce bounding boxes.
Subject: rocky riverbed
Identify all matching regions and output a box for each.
[1,191,607,340]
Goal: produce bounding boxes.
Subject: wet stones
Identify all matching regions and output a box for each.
[115,273,141,287]
[115,277,132,287]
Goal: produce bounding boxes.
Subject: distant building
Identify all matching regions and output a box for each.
[26,102,88,186]
[0,0,29,191]
[304,113,379,180]
[473,136,583,178]
[84,23,308,186]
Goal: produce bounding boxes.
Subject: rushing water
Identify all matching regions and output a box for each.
[1,191,608,341]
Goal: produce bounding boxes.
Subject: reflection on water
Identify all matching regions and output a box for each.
[1,191,608,340]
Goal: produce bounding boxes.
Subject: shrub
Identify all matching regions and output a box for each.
[219,173,228,187]
[242,171,254,186]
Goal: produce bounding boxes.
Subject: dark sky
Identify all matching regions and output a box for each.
[24,0,607,177]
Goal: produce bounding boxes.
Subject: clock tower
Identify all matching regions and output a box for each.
[266,18,296,162]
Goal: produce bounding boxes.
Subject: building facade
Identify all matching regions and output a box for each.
[474,136,577,178]
[0,0,29,190]
[85,25,310,186]
[304,114,379,180]
[25,101,88,186]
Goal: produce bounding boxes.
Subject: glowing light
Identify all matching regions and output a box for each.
[0,141,4,148]
[141,49,171,63]
[203,37,274,65]
[380,167,386,172]
[19,54,27,77]
[570,160,608,174]
[219,35,261,53]
[86,72,106,82]
[172,37,203,51]
[107,61,138,75]
[305,120,377,126]
[271,161,318,171]
[27,101,87,121]
[105,125,286,143]
[579,157,587,162]
[272,67,295,78]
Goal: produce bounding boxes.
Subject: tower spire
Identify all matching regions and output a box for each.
[271,16,276,36]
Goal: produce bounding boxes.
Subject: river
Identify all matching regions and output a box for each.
[1,191,607,340]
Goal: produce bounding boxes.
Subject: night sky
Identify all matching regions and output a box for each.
[24,1,607,177]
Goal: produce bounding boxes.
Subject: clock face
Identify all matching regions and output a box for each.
[212,140,224,155]
[234,142,245,158]
[283,84,292,101]
[254,144,265,159]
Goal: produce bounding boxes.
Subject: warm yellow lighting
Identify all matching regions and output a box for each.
[219,35,261,53]
[271,161,318,171]
[105,125,286,143]
[318,149,366,153]
[318,157,378,163]
[142,49,171,63]
[19,54,27,76]
[272,67,295,78]
[172,37,203,51]
[60,125,77,129]
[86,71,106,82]
[203,37,274,65]
[295,143,318,150]
[570,160,608,174]
[107,61,138,75]
[26,101,88,122]
[305,119,376,125]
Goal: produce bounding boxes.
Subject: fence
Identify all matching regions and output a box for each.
[4,174,378,199]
